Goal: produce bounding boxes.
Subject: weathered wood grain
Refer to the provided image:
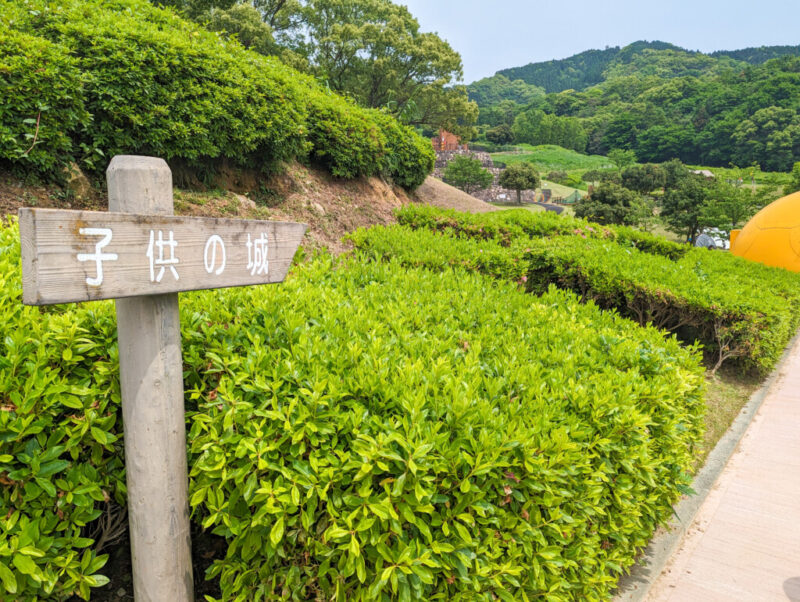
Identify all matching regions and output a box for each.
[18,208,307,305]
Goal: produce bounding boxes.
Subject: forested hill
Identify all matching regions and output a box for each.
[490,40,800,94]
[496,41,683,93]
[711,45,800,64]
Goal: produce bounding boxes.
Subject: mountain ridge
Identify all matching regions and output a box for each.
[484,40,800,94]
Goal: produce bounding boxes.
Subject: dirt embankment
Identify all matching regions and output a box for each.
[1,165,496,252]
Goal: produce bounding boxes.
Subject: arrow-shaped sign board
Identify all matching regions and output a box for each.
[19,208,307,305]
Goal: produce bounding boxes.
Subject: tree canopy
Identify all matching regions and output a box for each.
[498,163,540,204]
[443,155,493,194]
[574,183,640,226]
[162,0,478,136]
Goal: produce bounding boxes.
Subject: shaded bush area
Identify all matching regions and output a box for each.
[362,205,800,373]
[1,218,704,600]
[0,0,433,188]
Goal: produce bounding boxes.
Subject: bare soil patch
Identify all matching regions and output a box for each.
[413,177,500,213]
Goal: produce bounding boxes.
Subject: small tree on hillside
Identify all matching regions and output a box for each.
[608,148,637,172]
[700,181,762,233]
[621,163,666,195]
[661,158,690,192]
[498,162,540,204]
[443,155,494,194]
[574,183,640,225]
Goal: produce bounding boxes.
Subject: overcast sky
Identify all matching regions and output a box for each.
[400,0,800,83]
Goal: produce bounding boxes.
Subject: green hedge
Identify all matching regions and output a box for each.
[348,224,530,283]
[523,236,799,373]
[185,258,704,601]
[0,220,124,600]
[0,26,89,174]
[358,207,800,374]
[0,218,705,600]
[0,0,432,189]
[395,205,688,258]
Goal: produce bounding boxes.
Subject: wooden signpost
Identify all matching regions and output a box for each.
[19,156,307,601]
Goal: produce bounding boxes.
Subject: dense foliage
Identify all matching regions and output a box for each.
[382,205,800,374]
[443,155,494,194]
[0,220,124,600]
[471,41,800,170]
[573,183,641,226]
[0,217,706,600]
[491,40,799,94]
[0,0,433,188]
[163,0,478,137]
[497,163,540,204]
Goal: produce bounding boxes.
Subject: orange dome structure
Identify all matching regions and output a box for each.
[731,190,800,272]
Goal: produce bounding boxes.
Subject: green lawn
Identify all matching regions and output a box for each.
[491,144,613,173]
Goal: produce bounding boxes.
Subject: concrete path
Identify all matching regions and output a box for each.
[648,341,800,602]
[532,202,564,214]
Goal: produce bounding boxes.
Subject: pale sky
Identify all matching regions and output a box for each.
[400,0,800,83]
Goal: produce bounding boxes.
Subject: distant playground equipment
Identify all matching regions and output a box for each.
[537,189,583,205]
[731,190,800,272]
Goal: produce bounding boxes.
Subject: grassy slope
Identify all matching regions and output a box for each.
[491,144,613,172]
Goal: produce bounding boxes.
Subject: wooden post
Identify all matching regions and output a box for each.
[107,156,193,601]
[18,155,307,600]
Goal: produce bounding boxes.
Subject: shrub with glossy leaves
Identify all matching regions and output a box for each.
[362,206,800,373]
[185,256,705,601]
[0,219,124,600]
[1,217,705,600]
[0,26,89,174]
[0,0,434,189]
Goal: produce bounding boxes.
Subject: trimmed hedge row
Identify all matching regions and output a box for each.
[356,208,800,373]
[395,205,688,258]
[1,218,705,600]
[523,236,799,374]
[0,0,434,188]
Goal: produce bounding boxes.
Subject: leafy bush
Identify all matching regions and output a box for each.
[348,224,530,283]
[0,26,89,175]
[306,90,386,179]
[1,217,705,600]
[613,226,689,260]
[395,205,597,245]
[522,236,800,373]
[369,109,436,190]
[397,205,689,259]
[546,170,568,184]
[371,206,800,373]
[0,219,124,600]
[186,256,705,601]
[443,155,493,193]
[0,0,433,189]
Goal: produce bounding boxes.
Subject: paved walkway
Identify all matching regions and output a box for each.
[648,342,800,602]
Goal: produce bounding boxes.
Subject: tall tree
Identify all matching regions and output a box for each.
[161,0,476,136]
[661,174,713,242]
[486,124,515,145]
[621,163,665,194]
[700,181,762,233]
[608,149,637,171]
[299,0,476,136]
